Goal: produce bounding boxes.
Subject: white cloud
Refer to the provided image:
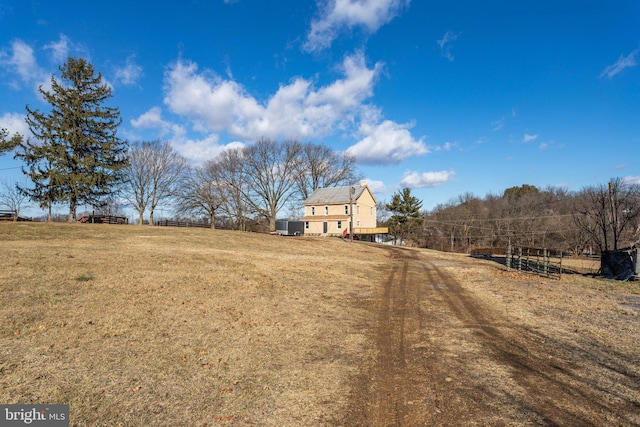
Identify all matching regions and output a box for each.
[432,141,455,151]
[304,0,410,52]
[131,107,172,134]
[437,31,461,61]
[523,133,538,143]
[400,170,455,188]
[363,178,386,195]
[0,39,44,87]
[623,175,640,185]
[538,142,548,150]
[171,134,219,161]
[131,107,246,162]
[160,52,424,164]
[115,55,143,86]
[0,37,81,97]
[346,119,428,164]
[163,52,383,141]
[44,34,71,63]
[600,49,638,79]
[172,135,246,163]
[491,116,505,132]
[0,112,29,137]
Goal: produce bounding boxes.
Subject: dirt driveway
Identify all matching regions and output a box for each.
[344,247,640,426]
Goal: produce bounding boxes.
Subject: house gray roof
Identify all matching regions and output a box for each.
[303,184,369,205]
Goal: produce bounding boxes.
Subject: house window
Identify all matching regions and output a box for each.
[371,206,374,216]
[311,206,315,216]
[357,220,360,226]
[357,205,360,215]
[337,221,342,229]
[345,205,349,214]
[324,206,329,215]
[305,221,309,229]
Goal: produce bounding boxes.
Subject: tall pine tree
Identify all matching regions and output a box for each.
[17,57,128,221]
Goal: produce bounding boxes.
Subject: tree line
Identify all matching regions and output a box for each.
[123,138,357,230]
[383,181,640,255]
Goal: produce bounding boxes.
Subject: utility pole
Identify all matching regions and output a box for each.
[608,181,618,251]
[349,185,354,242]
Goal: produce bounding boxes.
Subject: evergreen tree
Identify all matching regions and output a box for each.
[0,128,22,155]
[386,187,424,245]
[16,57,128,221]
[14,133,64,222]
[503,184,539,199]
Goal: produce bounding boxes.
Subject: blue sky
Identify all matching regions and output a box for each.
[1,0,639,216]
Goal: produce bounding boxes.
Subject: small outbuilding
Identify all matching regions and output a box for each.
[275,220,305,236]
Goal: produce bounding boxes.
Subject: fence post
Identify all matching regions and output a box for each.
[543,248,549,277]
[506,243,512,271]
[559,251,563,279]
[518,247,523,272]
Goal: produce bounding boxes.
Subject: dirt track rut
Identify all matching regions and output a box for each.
[344,247,640,426]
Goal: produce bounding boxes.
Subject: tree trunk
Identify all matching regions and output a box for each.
[68,197,77,222]
[138,211,144,226]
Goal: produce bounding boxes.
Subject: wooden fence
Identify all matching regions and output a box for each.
[155,219,211,229]
[78,215,128,224]
[0,210,33,222]
[506,245,563,279]
[0,210,14,221]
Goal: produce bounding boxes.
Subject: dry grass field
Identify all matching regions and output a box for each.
[1,223,639,426]
[1,223,388,426]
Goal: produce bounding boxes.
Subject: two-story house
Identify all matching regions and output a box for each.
[301,181,388,240]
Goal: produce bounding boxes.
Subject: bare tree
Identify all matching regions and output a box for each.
[242,138,303,232]
[123,141,154,224]
[574,178,640,252]
[94,195,127,217]
[147,142,189,225]
[215,147,252,230]
[123,140,189,225]
[175,161,226,228]
[296,142,358,200]
[0,179,31,220]
[421,186,583,253]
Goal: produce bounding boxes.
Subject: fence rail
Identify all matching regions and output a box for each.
[506,245,563,279]
[0,210,14,221]
[78,215,128,224]
[0,210,33,222]
[155,220,211,229]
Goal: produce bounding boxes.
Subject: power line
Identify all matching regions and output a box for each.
[425,213,578,224]
[422,217,581,239]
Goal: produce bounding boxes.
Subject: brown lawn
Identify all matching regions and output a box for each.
[1,223,638,426]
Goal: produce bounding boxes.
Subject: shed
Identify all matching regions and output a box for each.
[275,220,305,236]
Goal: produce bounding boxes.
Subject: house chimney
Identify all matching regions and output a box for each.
[360,180,367,187]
